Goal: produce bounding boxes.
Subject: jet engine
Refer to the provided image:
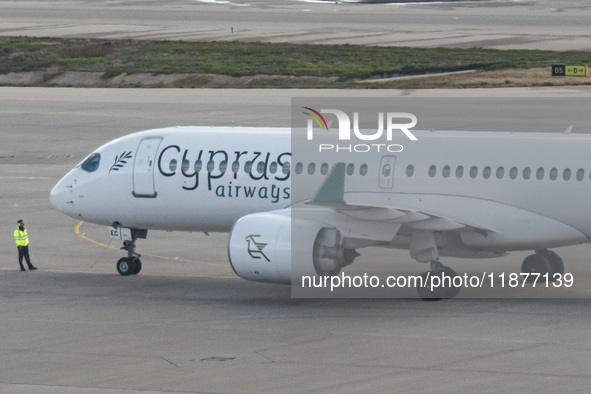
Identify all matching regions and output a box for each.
[228,209,358,284]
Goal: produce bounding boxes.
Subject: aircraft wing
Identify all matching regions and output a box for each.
[307,162,491,233]
[303,162,586,254]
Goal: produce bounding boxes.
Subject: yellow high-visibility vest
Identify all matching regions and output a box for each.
[14,228,29,247]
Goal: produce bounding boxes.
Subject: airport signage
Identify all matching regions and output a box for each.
[552,65,588,77]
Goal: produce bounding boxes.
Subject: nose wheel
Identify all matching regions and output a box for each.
[116,257,142,276]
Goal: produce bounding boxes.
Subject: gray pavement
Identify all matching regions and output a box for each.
[1,87,591,392]
[0,0,590,50]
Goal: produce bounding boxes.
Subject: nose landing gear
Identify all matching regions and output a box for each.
[110,224,147,276]
[116,237,142,276]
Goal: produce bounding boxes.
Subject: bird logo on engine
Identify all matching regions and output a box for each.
[245,234,270,262]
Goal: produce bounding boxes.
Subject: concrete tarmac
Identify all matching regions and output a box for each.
[2,87,591,393]
[0,0,590,50]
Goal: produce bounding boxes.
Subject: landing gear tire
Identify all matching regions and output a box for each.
[521,253,552,283]
[416,265,461,301]
[441,267,462,299]
[541,250,564,278]
[130,257,142,275]
[417,271,446,301]
[116,257,142,276]
[117,257,133,276]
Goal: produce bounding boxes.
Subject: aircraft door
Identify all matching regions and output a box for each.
[379,155,396,189]
[133,137,162,198]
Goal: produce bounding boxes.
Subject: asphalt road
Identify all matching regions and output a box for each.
[0,0,590,50]
[2,87,591,393]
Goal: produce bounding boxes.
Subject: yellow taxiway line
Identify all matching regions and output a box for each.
[74,220,221,266]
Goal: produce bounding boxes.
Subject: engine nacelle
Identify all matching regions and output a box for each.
[228,209,357,284]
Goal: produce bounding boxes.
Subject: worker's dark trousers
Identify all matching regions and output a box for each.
[18,245,33,270]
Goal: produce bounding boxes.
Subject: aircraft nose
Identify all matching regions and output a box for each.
[50,174,75,214]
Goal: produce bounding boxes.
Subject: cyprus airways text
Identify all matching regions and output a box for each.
[158,146,291,203]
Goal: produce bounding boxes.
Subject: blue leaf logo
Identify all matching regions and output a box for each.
[109,151,133,173]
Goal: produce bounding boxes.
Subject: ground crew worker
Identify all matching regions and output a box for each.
[14,220,37,271]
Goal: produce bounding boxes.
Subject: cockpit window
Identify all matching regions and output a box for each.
[80,153,101,173]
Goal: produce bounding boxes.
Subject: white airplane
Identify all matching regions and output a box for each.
[50,126,585,299]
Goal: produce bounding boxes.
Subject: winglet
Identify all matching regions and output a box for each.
[309,162,346,205]
[564,125,574,134]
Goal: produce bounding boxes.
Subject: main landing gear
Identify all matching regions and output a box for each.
[521,249,564,282]
[110,225,148,276]
[410,230,460,300]
[413,249,566,300]
[416,260,462,301]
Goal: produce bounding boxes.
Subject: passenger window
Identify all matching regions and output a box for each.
[231,160,239,174]
[523,167,531,180]
[496,167,504,180]
[577,168,584,181]
[295,162,303,175]
[360,164,368,176]
[428,165,436,178]
[220,161,228,172]
[320,163,329,175]
[456,166,464,178]
[442,165,450,178]
[182,159,190,173]
[406,164,414,177]
[169,159,177,172]
[256,161,265,174]
[244,161,253,173]
[81,153,101,173]
[207,160,215,173]
[269,162,278,174]
[536,167,544,180]
[195,160,202,172]
[563,168,571,181]
[483,166,491,179]
[308,162,316,175]
[346,163,355,176]
[509,167,518,180]
[470,166,478,179]
[549,168,557,180]
[282,162,290,175]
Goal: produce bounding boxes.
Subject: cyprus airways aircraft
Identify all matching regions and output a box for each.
[50,125,588,299]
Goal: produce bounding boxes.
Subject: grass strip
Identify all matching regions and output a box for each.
[1,37,590,88]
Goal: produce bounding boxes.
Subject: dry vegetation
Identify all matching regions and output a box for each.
[0,37,589,88]
[374,68,590,89]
